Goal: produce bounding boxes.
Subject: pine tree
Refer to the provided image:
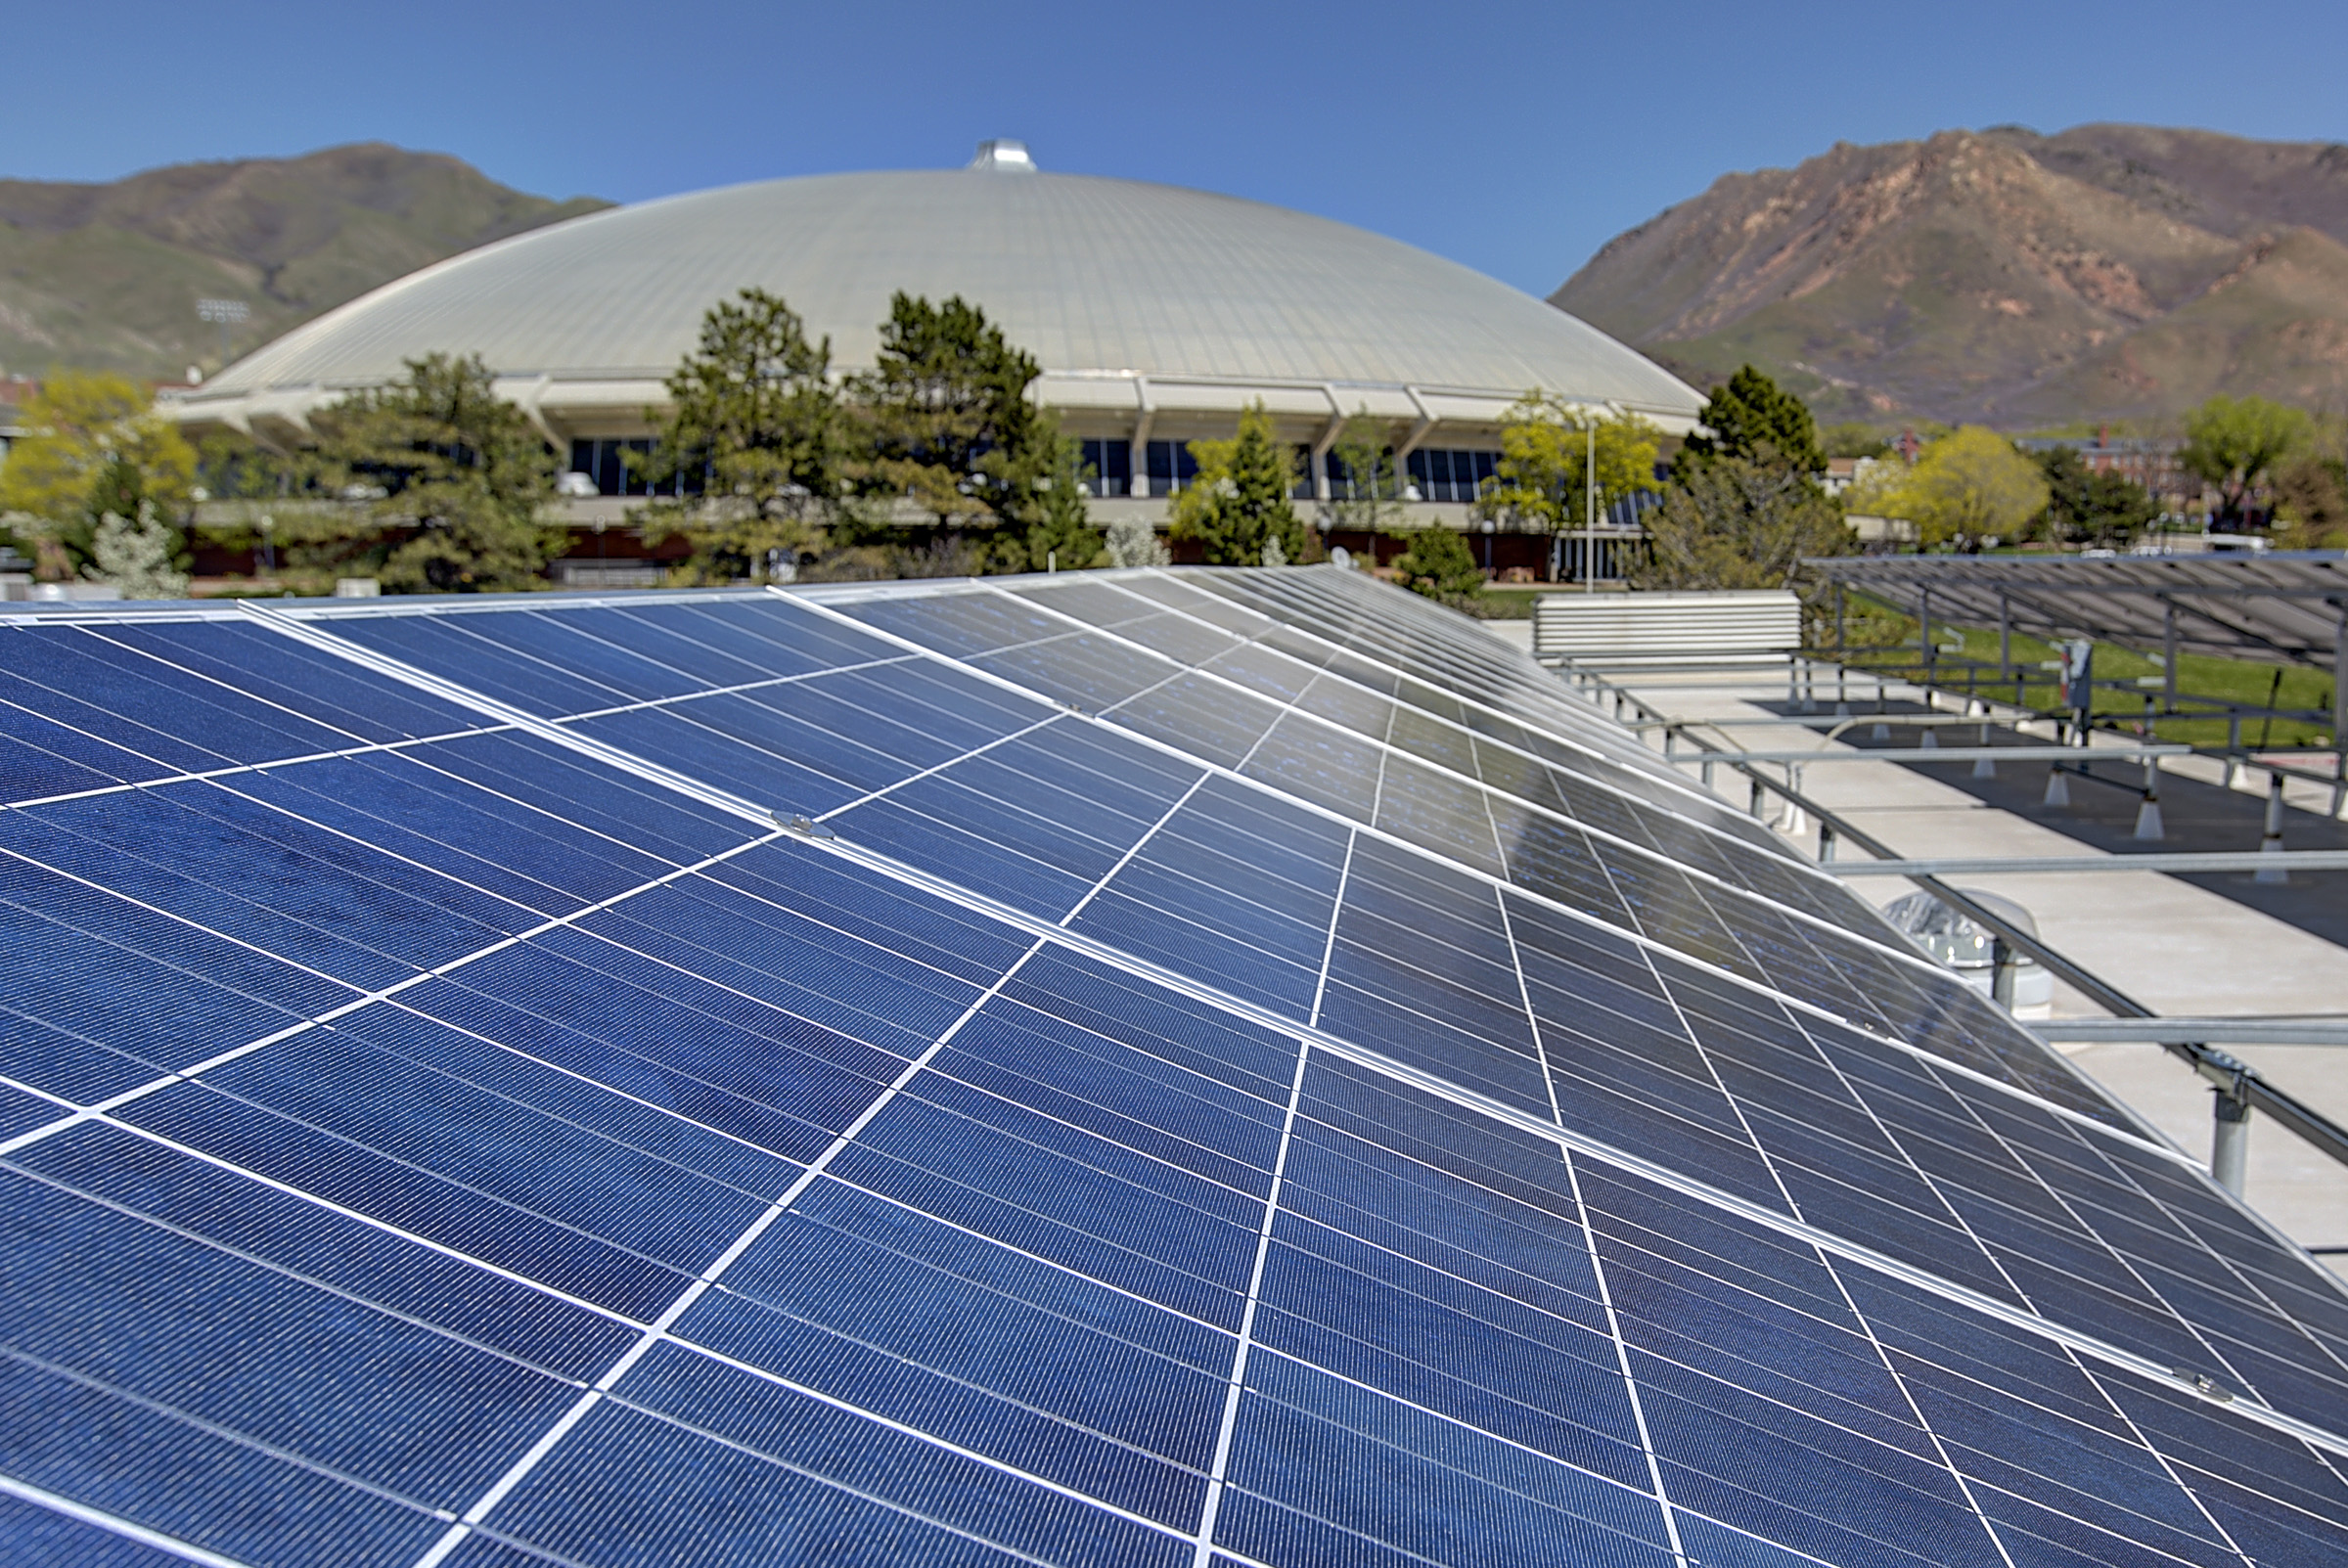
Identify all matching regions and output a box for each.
[1169,403,1308,565]
[1678,366,1826,476]
[848,293,1048,546]
[636,289,841,583]
[999,433,1105,571]
[311,353,564,593]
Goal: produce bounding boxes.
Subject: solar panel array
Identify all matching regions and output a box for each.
[2,564,2346,1568]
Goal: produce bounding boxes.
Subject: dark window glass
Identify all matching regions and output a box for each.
[1080,439,1133,499]
[1145,440,1198,498]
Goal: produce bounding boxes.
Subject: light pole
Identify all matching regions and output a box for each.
[196,298,249,373]
[1583,417,1598,593]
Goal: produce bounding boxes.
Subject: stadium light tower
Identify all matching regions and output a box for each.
[196,298,249,373]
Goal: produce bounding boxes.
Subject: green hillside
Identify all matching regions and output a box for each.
[0,143,607,382]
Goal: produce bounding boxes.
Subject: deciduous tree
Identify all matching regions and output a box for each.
[1106,515,1168,568]
[0,371,195,579]
[635,288,842,583]
[85,504,190,599]
[2273,446,2348,550]
[1874,426,2048,550]
[1390,524,1485,608]
[1169,403,1309,565]
[2181,394,2313,529]
[1474,394,1659,576]
[1632,454,1852,590]
[1321,412,1405,538]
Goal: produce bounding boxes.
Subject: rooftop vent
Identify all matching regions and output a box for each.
[969,139,1035,172]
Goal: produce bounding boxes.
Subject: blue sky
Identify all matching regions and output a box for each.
[13,0,2347,295]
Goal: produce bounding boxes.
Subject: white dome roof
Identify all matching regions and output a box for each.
[178,160,1701,429]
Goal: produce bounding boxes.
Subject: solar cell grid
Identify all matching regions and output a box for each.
[989,573,1900,954]
[4,568,2347,1568]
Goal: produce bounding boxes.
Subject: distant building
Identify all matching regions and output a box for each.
[0,376,36,473]
[164,142,1704,580]
[2015,427,2211,518]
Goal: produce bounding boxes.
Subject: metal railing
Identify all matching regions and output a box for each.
[1558,658,2348,1195]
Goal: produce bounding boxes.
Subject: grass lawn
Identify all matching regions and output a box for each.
[1832,604,2336,749]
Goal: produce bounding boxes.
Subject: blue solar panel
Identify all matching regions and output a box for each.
[4,573,2347,1568]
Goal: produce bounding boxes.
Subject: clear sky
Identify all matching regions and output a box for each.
[12,0,2347,297]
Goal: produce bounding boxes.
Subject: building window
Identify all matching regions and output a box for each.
[1324,446,1404,501]
[1405,449,1500,503]
[567,438,695,497]
[1145,439,1200,498]
[1079,439,1132,498]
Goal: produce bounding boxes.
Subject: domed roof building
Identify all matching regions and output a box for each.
[172,143,1700,542]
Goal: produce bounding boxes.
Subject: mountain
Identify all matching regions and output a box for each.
[1552,124,2348,426]
[0,144,608,383]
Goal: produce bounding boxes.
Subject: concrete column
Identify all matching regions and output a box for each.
[2212,1088,2252,1196]
[2257,770,2289,884]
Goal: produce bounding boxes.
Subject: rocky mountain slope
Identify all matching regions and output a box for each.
[0,144,606,382]
[1552,124,2348,426]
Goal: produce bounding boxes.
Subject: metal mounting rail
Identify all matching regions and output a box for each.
[1687,744,2188,765]
[1564,662,2348,1189]
[2034,1018,2348,1048]
[1829,851,2348,877]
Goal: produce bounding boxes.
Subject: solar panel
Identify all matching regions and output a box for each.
[5,567,2348,1568]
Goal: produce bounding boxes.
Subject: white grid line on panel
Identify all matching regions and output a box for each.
[1558,1145,1692,1566]
[1280,1083,2263,1529]
[69,620,395,745]
[0,720,513,813]
[0,830,783,1159]
[782,584,2157,1158]
[9,1059,1248,1568]
[165,594,2348,1493]
[1,1342,465,1531]
[1061,771,1213,927]
[8,980,2305,1568]
[798,1169,1244,1356]
[0,1149,624,1399]
[222,596,2305,1448]
[553,653,915,723]
[578,1373,1148,1568]
[1821,1251,2027,1568]
[1628,934,2027,1565]
[1784,1008,2291,1512]
[1306,831,1360,1033]
[410,932,1054,1568]
[761,825,2348,1464]
[1497,870,1691,1566]
[1155,567,1747,828]
[1244,570,2079,1038]
[810,711,1064,824]
[241,603,780,832]
[19,1089,650,1329]
[1192,1040,1312,1568]
[1275,1073,2339,1567]
[0,1470,256,1568]
[1004,573,1859,917]
[479,605,803,696]
[1052,572,1862,906]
